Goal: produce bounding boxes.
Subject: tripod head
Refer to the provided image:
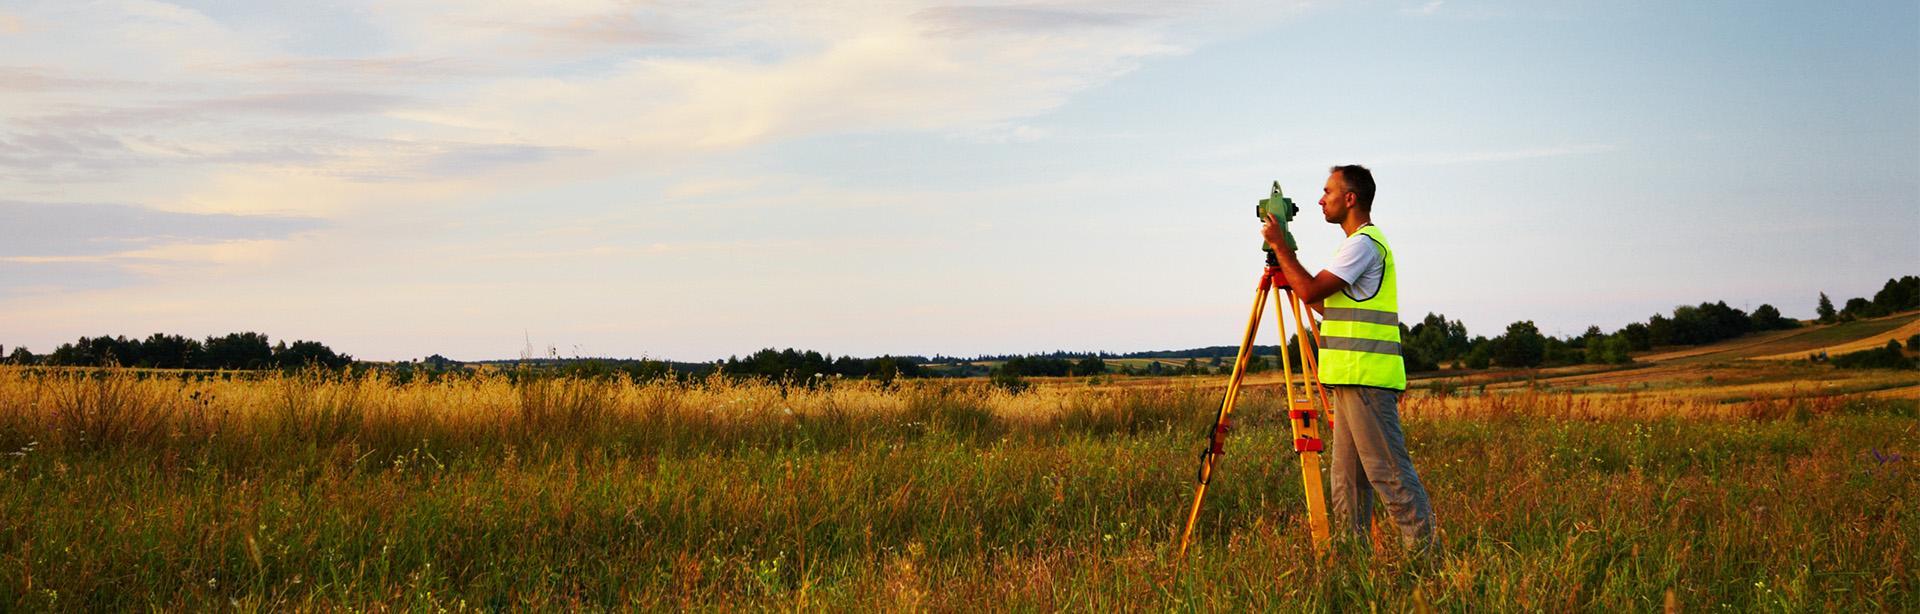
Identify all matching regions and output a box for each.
[1257,180,1299,253]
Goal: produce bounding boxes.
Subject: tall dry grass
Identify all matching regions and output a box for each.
[0,365,1913,610]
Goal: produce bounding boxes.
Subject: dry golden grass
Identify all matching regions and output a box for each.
[1,364,1914,610]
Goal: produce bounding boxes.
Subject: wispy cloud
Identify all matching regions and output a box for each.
[0,201,322,259]
[913,5,1161,35]
[0,201,323,296]
[1375,142,1618,166]
[1401,1,1444,17]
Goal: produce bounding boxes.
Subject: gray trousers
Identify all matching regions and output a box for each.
[1327,385,1436,548]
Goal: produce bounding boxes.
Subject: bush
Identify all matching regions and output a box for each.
[990,371,1030,394]
[1829,341,1915,370]
[1465,344,1492,369]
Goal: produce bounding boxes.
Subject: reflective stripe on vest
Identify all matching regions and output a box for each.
[1318,225,1407,390]
[1320,336,1402,356]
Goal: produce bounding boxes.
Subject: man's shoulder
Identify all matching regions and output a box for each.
[1338,231,1384,260]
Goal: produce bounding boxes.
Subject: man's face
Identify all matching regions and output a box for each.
[1320,172,1353,224]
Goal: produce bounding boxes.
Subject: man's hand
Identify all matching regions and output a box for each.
[1260,212,1293,255]
[1259,212,1350,304]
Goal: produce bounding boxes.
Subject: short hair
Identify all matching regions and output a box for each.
[1329,164,1376,210]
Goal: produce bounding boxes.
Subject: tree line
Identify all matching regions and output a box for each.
[719,348,927,382]
[1404,275,1916,370]
[7,276,1912,377]
[1816,275,1919,323]
[2,332,351,370]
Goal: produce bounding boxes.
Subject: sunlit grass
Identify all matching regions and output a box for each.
[0,366,1914,610]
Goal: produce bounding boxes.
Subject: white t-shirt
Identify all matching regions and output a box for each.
[1324,227,1385,301]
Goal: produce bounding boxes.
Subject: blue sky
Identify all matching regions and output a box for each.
[2,0,1915,362]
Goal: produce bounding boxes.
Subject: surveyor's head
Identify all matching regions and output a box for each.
[1320,164,1375,223]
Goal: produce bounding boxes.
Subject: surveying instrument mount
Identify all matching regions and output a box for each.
[1177,181,1335,559]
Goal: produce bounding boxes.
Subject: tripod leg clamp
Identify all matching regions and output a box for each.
[1293,437,1323,453]
[1288,409,1316,428]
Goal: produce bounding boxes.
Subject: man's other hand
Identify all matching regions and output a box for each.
[1260,212,1292,254]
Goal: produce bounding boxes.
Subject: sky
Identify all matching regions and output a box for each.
[2,0,1916,362]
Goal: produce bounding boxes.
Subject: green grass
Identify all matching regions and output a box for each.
[0,368,1915,610]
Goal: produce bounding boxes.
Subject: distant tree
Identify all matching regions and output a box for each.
[1402,339,1439,373]
[1618,322,1651,351]
[1816,293,1837,323]
[69,335,139,367]
[6,346,32,365]
[1406,313,1471,364]
[203,332,274,369]
[47,338,95,366]
[1665,302,1751,345]
[998,355,1072,377]
[1584,334,1608,364]
[1541,336,1580,366]
[1872,275,1920,313]
[1075,356,1107,375]
[274,340,353,369]
[1841,297,1889,320]
[1492,321,1546,368]
[1603,336,1633,364]
[1647,314,1675,347]
[1465,343,1492,369]
[1749,304,1798,331]
[140,333,203,369]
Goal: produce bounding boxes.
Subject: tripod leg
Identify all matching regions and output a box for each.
[1178,276,1270,558]
[1287,292,1335,422]
[1275,286,1334,557]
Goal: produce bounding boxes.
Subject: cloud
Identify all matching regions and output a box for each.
[0,260,137,299]
[0,201,323,297]
[215,56,489,81]
[0,201,323,258]
[0,66,148,92]
[913,5,1160,35]
[1375,142,1618,166]
[1401,1,1444,16]
[29,91,409,130]
[414,142,589,177]
[411,7,1187,151]
[520,12,684,47]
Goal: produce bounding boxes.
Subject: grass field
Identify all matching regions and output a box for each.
[2,362,1915,611]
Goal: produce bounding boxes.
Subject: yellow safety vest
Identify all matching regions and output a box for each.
[1319,225,1406,390]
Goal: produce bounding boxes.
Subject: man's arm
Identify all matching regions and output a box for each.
[1260,212,1347,307]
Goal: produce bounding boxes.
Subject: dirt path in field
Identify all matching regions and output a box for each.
[1753,317,1920,360]
[1637,327,1816,362]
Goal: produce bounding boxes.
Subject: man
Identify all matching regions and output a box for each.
[1260,164,1436,551]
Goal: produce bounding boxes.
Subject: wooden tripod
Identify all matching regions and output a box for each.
[1178,260,1335,558]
